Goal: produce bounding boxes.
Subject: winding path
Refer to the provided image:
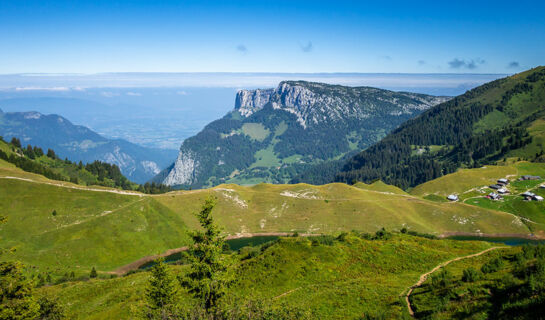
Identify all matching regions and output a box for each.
[0,176,144,196]
[404,246,506,317]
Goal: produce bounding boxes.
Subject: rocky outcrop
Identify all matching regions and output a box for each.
[235,81,450,129]
[163,150,199,186]
[235,88,274,117]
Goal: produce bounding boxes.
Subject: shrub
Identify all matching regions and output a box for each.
[310,235,335,246]
[462,268,479,282]
[481,257,504,274]
[373,228,392,240]
[90,267,97,278]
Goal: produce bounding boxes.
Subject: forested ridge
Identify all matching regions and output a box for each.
[0,137,171,194]
[311,67,545,189]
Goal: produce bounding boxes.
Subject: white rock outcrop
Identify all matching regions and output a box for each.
[234,88,274,117]
[163,150,199,186]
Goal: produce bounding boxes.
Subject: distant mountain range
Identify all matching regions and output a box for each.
[0,109,177,183]
[324,66,545,188]
[157,81,449,188]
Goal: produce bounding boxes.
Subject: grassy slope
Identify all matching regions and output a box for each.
[410,165,518,198]
[0,164,530,276]
[408,162,545,235]
[39,234,495,319]
[353,180,409,195]
[156,182,529,237]
[0,173,191,274]
[408,245,545,319]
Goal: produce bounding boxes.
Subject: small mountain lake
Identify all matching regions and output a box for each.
[139,235,279,270]
[448,235,545,246]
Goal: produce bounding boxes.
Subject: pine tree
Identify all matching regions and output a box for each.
[10,137,21,149]
[0,262,40,319]
[179,198,230,313]
[145,258,177,319]
[47,148,56,159]
[90,267,97,278]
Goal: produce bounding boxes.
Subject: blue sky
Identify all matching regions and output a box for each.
[1,0,543,74]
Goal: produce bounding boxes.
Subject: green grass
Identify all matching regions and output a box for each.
[353,180,408,195]
[410,244,545,319]
[0,164,532,278]
[0,177,190,275]
[249,145,281,168]
[39,234,496,319]
[241,123,270,141]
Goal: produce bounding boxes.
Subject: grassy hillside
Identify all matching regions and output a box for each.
[0,177,190,275]
[410,244,545,319]
[0,163,532,277]
[354,180,409,195]
[334,66,545,189]
[409,162,545,236]
[39,234,495,319]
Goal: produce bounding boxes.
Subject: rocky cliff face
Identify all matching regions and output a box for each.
[235,81,448,129]
[235,88,274,117]
[162,150,199,185]
[161,81,450,187]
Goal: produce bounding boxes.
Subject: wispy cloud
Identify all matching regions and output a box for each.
[126,91,142,96]
[176,90,188,95]
[14,86,72,91]
[448,58,485,70]
[380,55,392,61]
[236,44,248,54]
[100,91,120,97]
[507,61,520,68]
[417,60,426,66]
[300,41,313,53]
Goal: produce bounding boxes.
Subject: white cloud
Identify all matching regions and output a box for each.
[14,86,71,91]
[100,91,120,97]
[126,91,142,96]
[176,90,188,95]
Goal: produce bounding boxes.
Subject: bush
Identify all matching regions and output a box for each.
[431,268,452,291]
[90,267,97,278]
[373,228,392,240]
[462,268,479,282]
[481,257,504,274]
[336,232,349,242]
[310,235,335,246]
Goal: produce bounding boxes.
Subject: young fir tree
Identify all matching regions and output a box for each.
[179,198,230,313]
[0,261,40,319]
[144,258,177,319]
[89,267,97,278]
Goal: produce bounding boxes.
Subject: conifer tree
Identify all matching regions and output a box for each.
[0,262,40,319]
[179,198,230,313]
[144,258,177,319]
[90,267,97,278]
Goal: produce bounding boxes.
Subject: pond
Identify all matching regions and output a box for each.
[139,235,280,270]
[448,235,545,246]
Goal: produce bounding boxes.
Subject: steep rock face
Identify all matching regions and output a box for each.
[235,88,274,117]
[161,80,449,187]
[163,150,199,185]
[235,81,448,129]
